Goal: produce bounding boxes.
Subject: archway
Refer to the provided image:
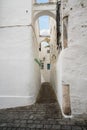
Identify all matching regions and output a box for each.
[33,0,57,80]
[34,13,56,82]
[33,10,56,24]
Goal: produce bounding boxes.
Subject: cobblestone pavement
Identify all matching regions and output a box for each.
[0,83,87,130]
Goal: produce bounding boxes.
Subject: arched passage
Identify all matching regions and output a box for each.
[33,10,56,23]
[33,10,56,83]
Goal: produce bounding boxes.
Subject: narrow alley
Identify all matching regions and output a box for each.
[0,83,87,130]
[0,0,87,129]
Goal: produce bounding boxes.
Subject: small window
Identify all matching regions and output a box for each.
[47,64,50,70]
[47,50,50,53]
[39,47,41,51]
[43,57,45,61]
[39,43,41,51]
[41,63,44,69]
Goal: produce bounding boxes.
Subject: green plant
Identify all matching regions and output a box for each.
[34,58,41,67]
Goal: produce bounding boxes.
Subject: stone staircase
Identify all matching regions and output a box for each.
[0,82,87,130]
[36,82,58,103]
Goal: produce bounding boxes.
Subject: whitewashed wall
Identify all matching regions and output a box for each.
[50,19,63,116]
[61,0,87,116]
[0,0,41,109]
[49,16,64,116]
[39,45,50,83]
[50,0,87,117]
[0,0,32,26]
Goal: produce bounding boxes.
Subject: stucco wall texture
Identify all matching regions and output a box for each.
[61,0,87,115]
[0,0,41,109]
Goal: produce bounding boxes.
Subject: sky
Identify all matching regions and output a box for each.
[37,0,48,3]
[39,16,49,30]
[39,16,50,36]
[36,0,50,36]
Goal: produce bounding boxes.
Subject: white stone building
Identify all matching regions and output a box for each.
[61,0,87,116]
[0,0,87,118]
[0,0,41,109]
[39,41,50,83]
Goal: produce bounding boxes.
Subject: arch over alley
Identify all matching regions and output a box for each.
[33,2,56,23]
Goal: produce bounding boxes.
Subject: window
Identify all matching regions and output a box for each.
[39,47,41,51]
[39,43,41,51]
[47,64,50,70]
[43,57,45,61]
[47,50,50,53]
[40,60,44,69]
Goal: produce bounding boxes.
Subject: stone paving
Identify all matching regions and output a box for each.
[0,83,87,130]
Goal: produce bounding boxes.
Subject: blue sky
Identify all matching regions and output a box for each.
[39,16,49,30]
[36,0,49,36]
[37,0,48,3]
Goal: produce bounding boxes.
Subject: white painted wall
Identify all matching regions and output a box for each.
[49,17,60,101]
[61,0,87,116]
[50,0,87,117]
[49,15,63,116]
[0,0,41,109]
[0,0,32,26]
[52,0,87,117]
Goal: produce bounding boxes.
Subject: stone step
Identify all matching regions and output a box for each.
[0,82,87,129]
[36,82,57,103]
